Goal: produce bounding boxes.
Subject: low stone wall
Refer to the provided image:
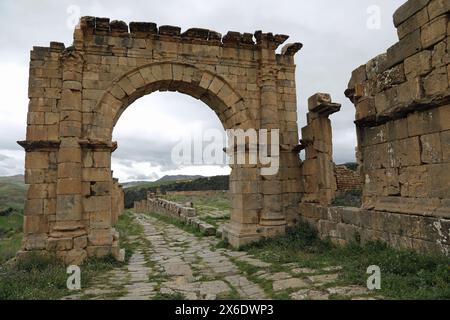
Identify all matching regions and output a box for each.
[334,165,362,195]
[300,203,449,255]
[134,198,196,218]
[134,197,216,236]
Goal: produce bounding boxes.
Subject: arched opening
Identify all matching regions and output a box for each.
[112,91,232,231]
[80,62,263,257]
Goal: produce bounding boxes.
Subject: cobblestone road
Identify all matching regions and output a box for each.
[63,213,375,300]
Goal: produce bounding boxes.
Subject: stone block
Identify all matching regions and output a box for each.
[421,133,443,163]
[407,107,441,136]
[57,178,82,195]
[386,118,409,141]
[398,77,424,106]
[393,0,431,27]
[25,152,49,169]
[355,98,376,120]
[87,245,111,258]
[439,104,450,131]
[24,198,44,215]
[56,195,82,221]
[385,29,422,69]
[428,0,450,20]
[397,7,430,39]
[90,211,112,228]
[441,130,450,161]
[57,163,81,178]
[84,196,112,212]
[23,214,48,234]
[421,15,449,49]
[391,137,422,167]
[82,168,111,182]
[46,237,73,251]
[73,235,88,249]
[423,66,448,96]
[404,50,432,79]
[88,229,113,246]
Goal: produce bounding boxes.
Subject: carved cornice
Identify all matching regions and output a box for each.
[79,139,118,151]
[17,140,61,152]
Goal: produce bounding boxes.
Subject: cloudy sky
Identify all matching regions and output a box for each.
[0,0,405,182]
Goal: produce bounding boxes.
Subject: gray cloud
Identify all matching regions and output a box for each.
[0,0,406,180]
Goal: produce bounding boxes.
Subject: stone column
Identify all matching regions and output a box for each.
[255,32,289,236]
[80,141,118,259]
[224,162,263,247]
[51,50,87,264]
[301,93,341,205]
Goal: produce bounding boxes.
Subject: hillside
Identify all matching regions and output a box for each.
[123,175,229,208]
[157,175,203,182]
[0,175,27,214]
[121,175,204,189]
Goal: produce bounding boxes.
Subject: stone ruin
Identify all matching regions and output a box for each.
[18,16,304,264]
[18,0,449,264]
[300,0,450,255]
[134,193,216,236]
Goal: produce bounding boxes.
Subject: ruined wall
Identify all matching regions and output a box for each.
[303,0,450,255]
[334,165,361,196]
[135,196,196,218]
[298,0,450,255]
[134,195,217,235]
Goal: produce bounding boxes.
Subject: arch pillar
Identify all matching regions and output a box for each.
[255,32,288,237]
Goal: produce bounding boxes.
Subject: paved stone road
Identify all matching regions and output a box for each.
[63,212,376,300]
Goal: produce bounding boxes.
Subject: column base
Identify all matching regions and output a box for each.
[222,223,261,248]
[222,222,287,248]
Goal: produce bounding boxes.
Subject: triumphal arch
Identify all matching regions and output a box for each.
[19,17,304,263]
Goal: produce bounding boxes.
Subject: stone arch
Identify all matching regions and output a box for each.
[19,17,304,264]
[88,62,250,141]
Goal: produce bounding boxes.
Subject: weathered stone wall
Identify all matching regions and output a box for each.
[334,165,361,196]
[135,196,196,218]
[298,0,450,256]
[300,203,449,254]
[19,17,304,263]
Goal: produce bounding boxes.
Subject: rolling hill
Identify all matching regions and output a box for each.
[0,175,27,214]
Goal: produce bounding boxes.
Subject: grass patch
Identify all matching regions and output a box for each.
[0,252,122,300]
[115,210,145,263]
[163,193,230,216]
[0,213,23,264]
[200,215,230,228]
[0,211,140,300]
[241,222,450,300]
[153,292,185,300]
[217,285,242,300]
